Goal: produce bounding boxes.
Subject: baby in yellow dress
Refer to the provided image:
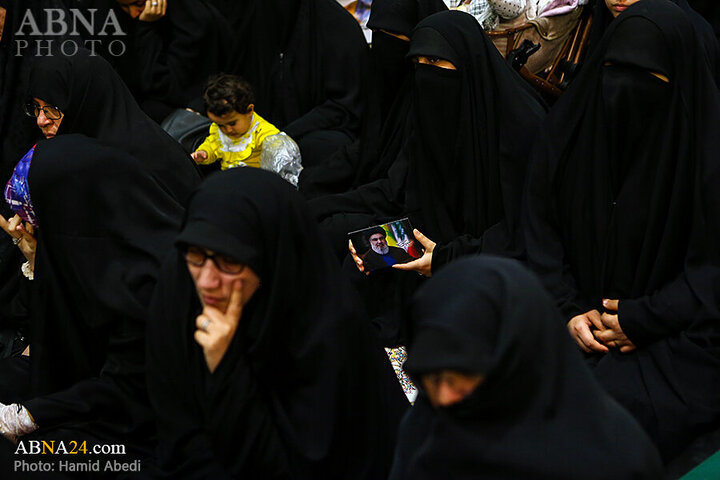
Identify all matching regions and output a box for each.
[191,74,280,170]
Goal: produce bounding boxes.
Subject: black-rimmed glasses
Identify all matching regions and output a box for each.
[184,246,246,274]
[23,102,62,120]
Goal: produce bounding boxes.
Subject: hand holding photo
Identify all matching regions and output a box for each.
[348,219,424,274]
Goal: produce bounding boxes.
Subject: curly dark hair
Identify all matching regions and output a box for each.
[203,73,256,117]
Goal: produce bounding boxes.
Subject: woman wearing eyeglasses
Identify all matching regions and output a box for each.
[26,46,201,206]
[0,134,184,471]
[146,168,407,479]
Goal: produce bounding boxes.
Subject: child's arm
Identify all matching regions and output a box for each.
[193,135,219,165]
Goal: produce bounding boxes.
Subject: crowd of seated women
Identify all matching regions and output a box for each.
[0,0,718,478]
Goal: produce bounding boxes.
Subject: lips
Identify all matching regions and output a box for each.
[203,295,221,307]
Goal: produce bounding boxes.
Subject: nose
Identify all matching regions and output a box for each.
[37,111,51,128]
[435,381,464,407]
[196,262,221,290]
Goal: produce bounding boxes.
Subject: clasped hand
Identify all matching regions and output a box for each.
[567,299,636,354]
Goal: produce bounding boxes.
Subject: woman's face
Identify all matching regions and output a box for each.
[422,370,484,408]
[185,246,261,314]
[604,0,641,18]
[32,98,64,139]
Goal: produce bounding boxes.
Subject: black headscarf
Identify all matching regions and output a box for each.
[216,0,368,142]
[0,0,69,186]
[147,168,407,478]
[390,256,663,480]
[523,0,720,459]
[27,48,201,205]
[22,134,184,446]
[588,0,720,84]
[299,0,447,197]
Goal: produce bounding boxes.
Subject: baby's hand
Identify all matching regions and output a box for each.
[191,150,208,162]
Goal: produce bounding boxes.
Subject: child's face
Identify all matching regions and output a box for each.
[207,107,254,139]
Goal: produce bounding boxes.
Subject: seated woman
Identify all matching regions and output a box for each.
[146,168,407,478]
[299,0,448,198]
[310,11,545,346]
[212,0,370,169]
[390,256,663,479]
[106,0,232,122]
[0,134,184,470]
[523,0,720,461]
[26,47,201,206]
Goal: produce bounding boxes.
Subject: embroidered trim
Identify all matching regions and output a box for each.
[218,114,259,153]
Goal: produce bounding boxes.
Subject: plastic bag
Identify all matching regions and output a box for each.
[260,133,303,187]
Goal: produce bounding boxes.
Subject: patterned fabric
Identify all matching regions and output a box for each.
[385,346,418,403]
[4,145,38,227]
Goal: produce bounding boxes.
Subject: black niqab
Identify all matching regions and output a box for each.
[299,0,447,197]
[27,49,201,204]
[403,11,545,268]
[311,11,545,271]
[147,168,407,478]
[391,256,663,480]
[588,0,720,85]
[23,134,184,447]
[523,0,720,459]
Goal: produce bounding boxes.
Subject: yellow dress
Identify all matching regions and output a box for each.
[194,113,280,170]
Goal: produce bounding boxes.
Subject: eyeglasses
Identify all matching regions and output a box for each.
[184,246,246,274]
[23,102,62,120]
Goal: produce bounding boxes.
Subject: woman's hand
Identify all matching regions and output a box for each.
[140,0,167,22]
[0,215,37,268]
[567,309,609,353]
[194,280,243,373]
[392,229,436,277]
[594,299,637,353]
[348,239,369,276]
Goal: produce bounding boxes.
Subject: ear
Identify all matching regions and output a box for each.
[246,104,255,114]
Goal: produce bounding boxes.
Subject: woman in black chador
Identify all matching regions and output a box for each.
[312,10,545,270]
[27,48,201,205]
[389,256,663,480]
[299,0,448,198]
[146,168,407,479]
[0,135,184,467]
[523,0,720,461]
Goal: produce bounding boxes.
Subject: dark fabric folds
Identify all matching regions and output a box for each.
[27,48,201,205]
[22,134,184,452]
[390,256,663,480]
[215,0,368,150]
[101,0,232,121]
[588,0,720,85]
[147,168,407,479]
[299,0,447,198]
[311,10,546,270]
[523,0,720,460]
